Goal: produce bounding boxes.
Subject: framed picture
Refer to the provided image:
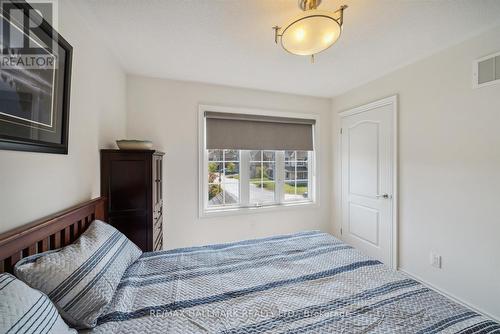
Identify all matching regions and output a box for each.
[0,0,72,154]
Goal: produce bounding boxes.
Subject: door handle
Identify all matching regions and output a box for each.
[375,193,391,199]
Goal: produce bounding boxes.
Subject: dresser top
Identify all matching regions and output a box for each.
[100,149,165,155]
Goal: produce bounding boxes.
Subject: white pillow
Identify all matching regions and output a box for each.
[0,272,76,334]
[14,220,142,329]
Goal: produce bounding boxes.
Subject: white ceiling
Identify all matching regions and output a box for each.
[74,0,500,98]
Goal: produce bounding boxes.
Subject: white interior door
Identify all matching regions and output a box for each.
[340,97,396,267]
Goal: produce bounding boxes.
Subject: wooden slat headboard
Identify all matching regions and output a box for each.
[0,197,107,273]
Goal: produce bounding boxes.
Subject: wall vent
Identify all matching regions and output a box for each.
[473,51,500,88]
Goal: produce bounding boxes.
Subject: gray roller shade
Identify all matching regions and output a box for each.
[205,112,315,151]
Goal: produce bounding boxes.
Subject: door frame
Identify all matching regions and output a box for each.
[338,95,398,270]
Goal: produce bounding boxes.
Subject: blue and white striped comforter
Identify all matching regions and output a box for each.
[87,231,499,333]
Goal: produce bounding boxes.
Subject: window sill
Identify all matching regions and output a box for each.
[200,200,318,218]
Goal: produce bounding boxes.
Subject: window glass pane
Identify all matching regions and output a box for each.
[249,182,262,204]
[285,164,295,180]
[262,162,275,181]
[296,171,308,180]
[224,162,239,177]
[224,149,239,161]
[208,183,222,202]
[295,151,308,161]
[249,150,262,161]
[223,184,239,204]
[250,181,276,204]
[284,181,309,202]
[208,175,221,185]
[283,150,310,202]
[208,149,223,161]
[249,162,262,179]
[249,154,276,204]
[208,184,240,206]
[208,162,223,182]
[296,163,308,179]
[207,149,240,208]
[285,151,296,161]
[263,151,275,161]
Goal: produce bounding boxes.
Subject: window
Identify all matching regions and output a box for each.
[285,150,310,202]
[249,150,276,205]
[206,149,313,210]
[207,150,240,207]
[200,106,317,215]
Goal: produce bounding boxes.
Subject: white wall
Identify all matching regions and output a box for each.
[0,0,126,232]
[332,25,500,320]
[126,76,332,249]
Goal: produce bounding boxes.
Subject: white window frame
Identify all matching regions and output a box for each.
[198,104,320,218]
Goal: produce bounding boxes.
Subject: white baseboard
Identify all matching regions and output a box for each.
[398,268,500,323]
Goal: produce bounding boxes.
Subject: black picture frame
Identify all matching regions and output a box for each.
[0,0,72,154]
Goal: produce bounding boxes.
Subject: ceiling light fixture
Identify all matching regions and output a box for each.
[273,0,347,63]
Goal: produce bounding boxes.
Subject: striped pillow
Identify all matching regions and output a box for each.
[0,273,75,333]
[14,220,142,329]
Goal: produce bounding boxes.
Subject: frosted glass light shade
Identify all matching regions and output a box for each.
[280,10,341,56]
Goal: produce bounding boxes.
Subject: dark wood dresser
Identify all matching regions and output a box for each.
[100,149,164,251]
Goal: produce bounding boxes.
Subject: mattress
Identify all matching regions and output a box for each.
[87,231,499,333]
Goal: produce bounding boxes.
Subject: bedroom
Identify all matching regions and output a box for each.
[0,0,499,333]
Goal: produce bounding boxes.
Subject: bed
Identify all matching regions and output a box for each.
[0,198,498,333]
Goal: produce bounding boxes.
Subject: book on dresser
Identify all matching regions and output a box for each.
[100,149,164,251]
